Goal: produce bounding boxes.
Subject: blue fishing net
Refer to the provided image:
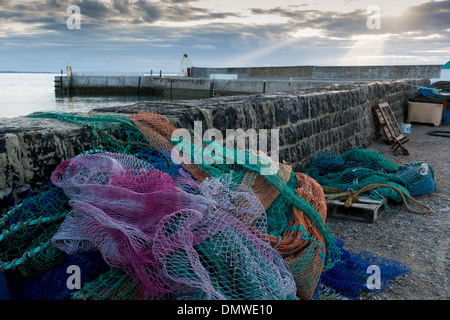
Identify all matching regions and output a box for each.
[5,251,109,300]
[394,162,436,196]
[317,238,410,299]
[0,272,11,300]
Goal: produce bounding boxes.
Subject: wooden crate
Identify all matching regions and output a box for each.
[326,196,387,223]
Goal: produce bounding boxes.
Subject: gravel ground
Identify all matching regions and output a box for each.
[325,123,450,300]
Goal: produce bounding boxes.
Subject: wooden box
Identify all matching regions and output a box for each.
[407,102,443,126]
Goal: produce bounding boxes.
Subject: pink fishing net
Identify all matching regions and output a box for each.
[50,153,296,300]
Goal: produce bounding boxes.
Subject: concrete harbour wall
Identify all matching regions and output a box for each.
[1,78,429,211]
[54,64,441,96]
[191,65,442,80]
[55,74,363,96]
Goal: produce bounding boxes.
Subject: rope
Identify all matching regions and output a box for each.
[427,131,450,138]
[0,203,24,229]
[398,82,424,89]
[324,184,433,214]
[0,241,52,272]
[0,212,67,271]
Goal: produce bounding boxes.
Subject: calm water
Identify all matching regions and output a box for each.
[0,73,197,119]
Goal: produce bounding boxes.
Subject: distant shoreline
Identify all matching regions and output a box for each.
[0,71,55,74]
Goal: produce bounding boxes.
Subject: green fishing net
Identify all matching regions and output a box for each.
[3,109,429,301]
[305,148,436,203]
[0,183,69,277]
[17,111,341,300]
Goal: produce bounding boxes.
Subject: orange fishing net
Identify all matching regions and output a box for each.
[129,111,329,300]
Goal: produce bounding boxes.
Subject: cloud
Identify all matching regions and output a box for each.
[388,0,450,33]
[73,0,114,20]
[0,0,448,72]
[0,0,241,29]
[247,1,450,38]
[112,0,132,14]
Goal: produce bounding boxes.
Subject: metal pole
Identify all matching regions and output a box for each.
[137,76,141,94]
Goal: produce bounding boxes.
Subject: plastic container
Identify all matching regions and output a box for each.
[442,108,450,124]
[401,123,411,134]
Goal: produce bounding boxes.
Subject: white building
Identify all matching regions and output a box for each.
[431,60,450,84]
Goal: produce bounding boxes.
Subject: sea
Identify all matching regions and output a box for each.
[0,72,194,119]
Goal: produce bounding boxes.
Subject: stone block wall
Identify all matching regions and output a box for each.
[0,118,95,210]
[165,79,427,172]
[192,65,441,80]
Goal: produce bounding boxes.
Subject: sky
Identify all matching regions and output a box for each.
[0,0,449,73]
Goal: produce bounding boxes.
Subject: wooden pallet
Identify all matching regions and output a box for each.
[326,196,387,223]
[372,103,409,155]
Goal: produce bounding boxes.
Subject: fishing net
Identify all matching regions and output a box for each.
[129,111,340,300]
[305,149,436,207]
[264,172,328,300]
[0,181,108,300]
[26,112,150,156]
[2,109,422,300]
[72,267,148,300]
[14,110,341,300]
[0,183,69,278]
[318,238,410,300]
[2,109,420,300]
[48,152,297,300]
[394,162,436,196]
[0,272,11,300]
[5,251,109,300]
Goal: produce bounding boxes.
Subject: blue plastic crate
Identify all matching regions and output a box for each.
[442,108,450,124]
